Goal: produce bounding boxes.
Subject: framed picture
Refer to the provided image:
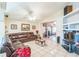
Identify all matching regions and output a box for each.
[43,23,47,27]
[32,25,36,30]
[21,24,30,31]
[11,24,17,30]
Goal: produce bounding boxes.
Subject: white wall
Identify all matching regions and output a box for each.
[5,18,40,34]
[49,9,64,44]
[0,11,5,48]
[72,2,79,10]
[56,9,64,44]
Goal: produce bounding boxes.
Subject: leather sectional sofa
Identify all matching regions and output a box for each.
[8,32,37,43]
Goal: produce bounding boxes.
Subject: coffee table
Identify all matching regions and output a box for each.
[35,39,46,46]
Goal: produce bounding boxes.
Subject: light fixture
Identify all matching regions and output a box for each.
[28,16,36,21]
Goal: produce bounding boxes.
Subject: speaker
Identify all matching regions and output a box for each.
[5,15,8,17]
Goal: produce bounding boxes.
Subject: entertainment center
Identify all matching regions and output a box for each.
[63,4,79,54]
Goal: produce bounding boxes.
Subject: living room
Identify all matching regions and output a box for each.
[0,2,79,57]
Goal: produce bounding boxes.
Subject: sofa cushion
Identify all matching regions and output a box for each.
[1,46,12,57]
[3,42,15,53]
[8,32,36,43]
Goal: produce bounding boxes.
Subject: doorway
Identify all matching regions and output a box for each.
[43,21,56,38]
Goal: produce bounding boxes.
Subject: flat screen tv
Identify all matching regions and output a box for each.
[64,32,74,41]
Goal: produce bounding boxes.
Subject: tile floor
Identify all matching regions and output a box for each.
[24,37,79,57]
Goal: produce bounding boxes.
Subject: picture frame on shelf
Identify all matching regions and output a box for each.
[11,24,17,30]
[21,24,30,31]
[32,25,36,30]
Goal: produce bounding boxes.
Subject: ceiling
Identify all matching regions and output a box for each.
[5,2,69,22]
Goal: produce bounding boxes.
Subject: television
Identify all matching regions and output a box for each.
[64,32,74,41]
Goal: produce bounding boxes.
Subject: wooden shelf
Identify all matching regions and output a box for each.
[63,8,79,18]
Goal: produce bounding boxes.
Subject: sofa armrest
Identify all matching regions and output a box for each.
[10,50,18,57]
